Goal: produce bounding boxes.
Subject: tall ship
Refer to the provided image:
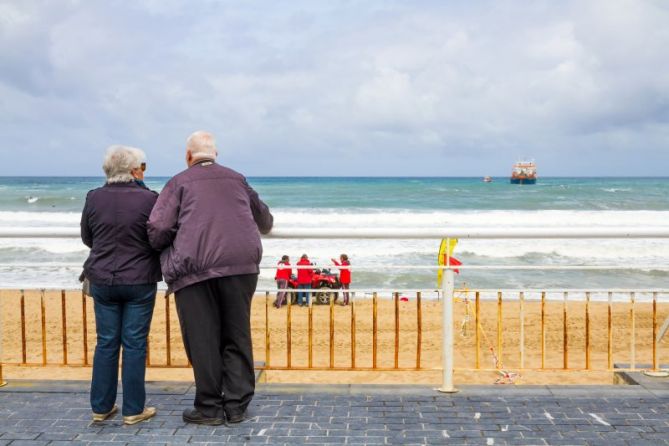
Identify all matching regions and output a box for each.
[510,161,537,184]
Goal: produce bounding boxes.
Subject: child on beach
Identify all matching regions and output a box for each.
[274,255,292,308]
[332,254,351,305]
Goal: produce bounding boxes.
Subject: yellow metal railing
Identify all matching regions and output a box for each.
[259,290,426,371]
[0,288,428,371]
[1,288,667,378]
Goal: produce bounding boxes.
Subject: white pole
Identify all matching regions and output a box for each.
[438,264,458,393]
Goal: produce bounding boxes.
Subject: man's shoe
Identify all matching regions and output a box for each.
[123,407,156,425]
[225,409,248,424]
[182,408,224,426]
[92,404,118,422]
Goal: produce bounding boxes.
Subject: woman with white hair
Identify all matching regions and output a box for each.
[81,145,161,424]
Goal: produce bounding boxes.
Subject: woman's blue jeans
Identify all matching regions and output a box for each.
[90,283,156,416]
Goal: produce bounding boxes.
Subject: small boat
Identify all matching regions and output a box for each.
[510,161,537,184]
[483,176,493,183]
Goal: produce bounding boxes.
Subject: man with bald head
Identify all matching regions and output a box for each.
[148,131,273,425]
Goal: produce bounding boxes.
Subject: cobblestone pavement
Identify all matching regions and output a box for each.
[1,382,668,445]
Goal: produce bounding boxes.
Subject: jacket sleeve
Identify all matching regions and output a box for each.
[245,180,274,234]
[80,192,93,248]
[147,180,180,251]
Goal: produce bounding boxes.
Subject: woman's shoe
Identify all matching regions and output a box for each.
[92,404,118,422]
[123,407,157,425]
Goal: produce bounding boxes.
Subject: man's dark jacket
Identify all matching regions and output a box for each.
[147,161,273,293]
[81,181,162,285]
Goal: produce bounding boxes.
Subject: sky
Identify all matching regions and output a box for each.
[1,0,668,177]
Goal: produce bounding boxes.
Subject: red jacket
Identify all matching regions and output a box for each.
[275,261,292,281]
[296,258,313,284]
[333,260,351,284]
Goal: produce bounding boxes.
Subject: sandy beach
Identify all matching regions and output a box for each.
[1,289,668,385]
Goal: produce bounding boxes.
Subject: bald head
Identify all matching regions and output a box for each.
[186,131,218,166]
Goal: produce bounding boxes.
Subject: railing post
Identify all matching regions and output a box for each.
[0,291,6,387]
[438,261,457,393]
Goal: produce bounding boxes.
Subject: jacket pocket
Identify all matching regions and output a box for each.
[161,248,181,283]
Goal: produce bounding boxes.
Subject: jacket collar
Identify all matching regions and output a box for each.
[190,158,216,168]
[105,181,139,188]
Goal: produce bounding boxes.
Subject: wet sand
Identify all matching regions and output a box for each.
[1,289,667,384]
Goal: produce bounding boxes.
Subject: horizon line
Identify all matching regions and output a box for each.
[1,175,668,179]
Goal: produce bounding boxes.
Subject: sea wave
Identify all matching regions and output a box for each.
[2,208,669,228]
[272,209,669,228]
[0,211,81,226]
[0,209,668,288]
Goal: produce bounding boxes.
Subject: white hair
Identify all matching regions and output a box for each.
[186,131,217,161]
[102,145,145,184]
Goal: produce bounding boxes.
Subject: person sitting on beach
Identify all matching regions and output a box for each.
[81,145,161,425]
[274,255,292,308]
[332,254,351,305]
[296,254,313,306]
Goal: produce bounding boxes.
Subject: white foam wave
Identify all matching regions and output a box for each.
[602,188,631,193]
[2,209,668,229]
[272,209,669,229]
[265,209,669,264]
[0,211,81,226]
[260,238,669,264]
[0,239,87,254]
[0,209,668,275]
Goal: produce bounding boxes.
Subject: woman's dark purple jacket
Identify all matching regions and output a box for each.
[81,182,162,285]
[147,161,273,293]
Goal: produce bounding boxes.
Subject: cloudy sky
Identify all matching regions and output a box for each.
[1,0,668,176]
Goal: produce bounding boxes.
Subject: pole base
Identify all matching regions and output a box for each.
[0,381,7,388]
[436,387,459,393]
[643,370,669,378]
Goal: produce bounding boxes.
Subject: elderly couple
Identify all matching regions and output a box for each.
[81,131,273,425]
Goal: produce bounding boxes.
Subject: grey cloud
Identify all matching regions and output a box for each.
[0,0,668,176]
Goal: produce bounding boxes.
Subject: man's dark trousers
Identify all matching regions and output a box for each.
[175,274,257,419]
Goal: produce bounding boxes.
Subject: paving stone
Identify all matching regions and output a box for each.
[75,432,120,441]
[2,384,669,445]
[627,441,668,446]
[35,432,77,441]
[515,438,549,445]
[4,441,51,446]
[44,442,87,446]
[126,443,169,446]
[0,432,40,440]
[188,434,219,442]
[357,437,386,444]
[136,434,193,443]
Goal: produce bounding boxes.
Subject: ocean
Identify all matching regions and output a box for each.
[0,176,668,292]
